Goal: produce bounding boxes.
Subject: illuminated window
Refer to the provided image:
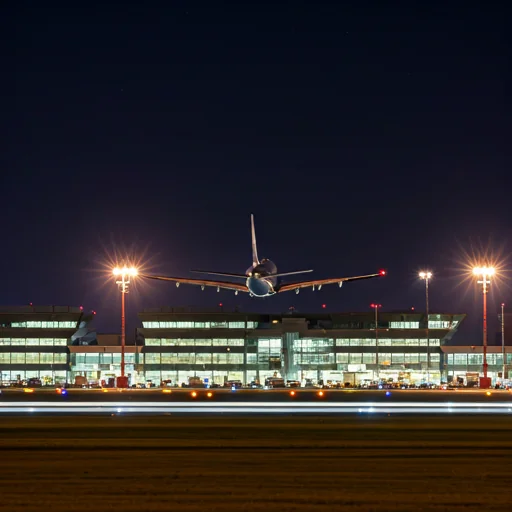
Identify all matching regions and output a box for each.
[379,353,392,365]
[336,339,350,346]
[246,354,257,364]
[391,353,405,363]
[227,339,244,346]
[0,353,9,364]
[194,339,212,346]
[428,321,452,329]
[404,353,419,364]
[145,354,161,364]
[349,353,362,364]
[10,353,25,364]
[362,353,376,364]
[389,322,420,329]
[176,322,194,328]
[145,338,161,346]
[454,354,467,365]
[336,353,349,363]
[467,354,482,365]
[195,353,212,364]
[25,353,40,364]
[54,353,67,364]
[229,322,245,329]
[246,322,257,329]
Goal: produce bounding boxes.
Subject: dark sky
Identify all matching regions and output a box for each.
[2,2,510,343]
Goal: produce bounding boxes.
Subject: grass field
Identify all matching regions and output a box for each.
[1,415,511,511]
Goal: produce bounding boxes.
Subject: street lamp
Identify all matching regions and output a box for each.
[113,266,138,388]
[472,266,495,389]
[419,271,432,383]
[501,303,505,384]
[371,303,382,382]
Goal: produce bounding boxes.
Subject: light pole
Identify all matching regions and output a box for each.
[472,266,495,389]
[371,303,382,382]
[419,271,432,383]
[113,266,138,388]
[501,303,505,384]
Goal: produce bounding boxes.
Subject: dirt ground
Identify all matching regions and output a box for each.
[0,414,511,511]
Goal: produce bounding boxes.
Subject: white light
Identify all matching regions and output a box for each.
[113,268,121,276]
[473,266,495,277]
[419,271,432,280]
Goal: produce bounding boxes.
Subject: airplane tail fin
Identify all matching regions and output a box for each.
[251,213,259,266]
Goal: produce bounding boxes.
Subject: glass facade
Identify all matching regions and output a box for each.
[131,311,466,386]
[11,308,503,388]
[0,306,82,386]
[443,349,512,384]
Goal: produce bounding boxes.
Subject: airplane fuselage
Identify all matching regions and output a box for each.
[246,258,277,297]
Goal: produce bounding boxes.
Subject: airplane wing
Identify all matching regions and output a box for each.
[276,271,386,293]
[140,273,248,293]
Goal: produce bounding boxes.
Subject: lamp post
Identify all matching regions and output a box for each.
[472,267,495,389]
[113,266,138,388]
[501,303,505,384]
[419,271,432,384]
[371,303,382,382]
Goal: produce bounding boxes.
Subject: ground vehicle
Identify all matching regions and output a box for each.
[265,377,285,388]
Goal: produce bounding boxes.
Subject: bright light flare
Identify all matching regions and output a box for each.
[207,392,213,397]
[191,391,197,397]
[419,271,432,280]
[317,391,324,397]
[473,266,495,277]
[113,266,138,277]
[290,390,296,396]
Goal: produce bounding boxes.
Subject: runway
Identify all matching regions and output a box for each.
[2,400,512,414]
[1,415,512,511]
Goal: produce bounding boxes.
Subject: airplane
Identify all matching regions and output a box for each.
[141,214,386,297]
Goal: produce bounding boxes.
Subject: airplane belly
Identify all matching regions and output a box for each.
[247,277,274,297]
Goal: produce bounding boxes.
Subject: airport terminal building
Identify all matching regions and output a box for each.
[1,305,511,387]
[136,308,465,386]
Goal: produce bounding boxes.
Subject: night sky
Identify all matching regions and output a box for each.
[2,2,510,343]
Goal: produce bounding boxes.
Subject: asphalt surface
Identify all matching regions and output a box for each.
[1,415,511,511]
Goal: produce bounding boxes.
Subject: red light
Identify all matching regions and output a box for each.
[92,310,96,315]
[411,306,415,311]
[370,303,375,308]
[29,303,33,306]
[219,303,223,307]
[322,304,326,309]
[379,269,386,276]
[79,306,83,311]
